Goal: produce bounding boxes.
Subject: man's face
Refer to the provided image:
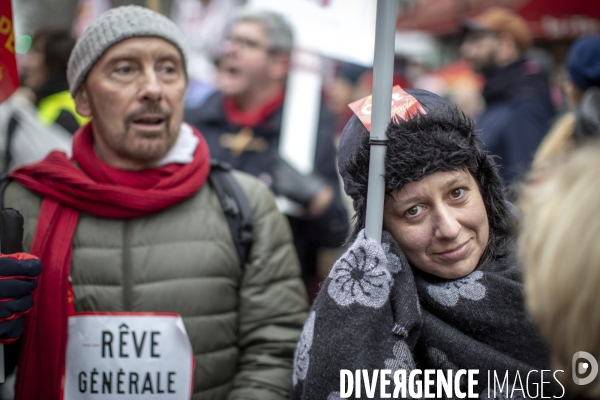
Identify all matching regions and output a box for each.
[75,37,186,170]
[460,31,500,74]
[20,37,47,91]
[217,21,280,98]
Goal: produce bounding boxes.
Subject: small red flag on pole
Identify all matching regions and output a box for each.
[0,1,18,103]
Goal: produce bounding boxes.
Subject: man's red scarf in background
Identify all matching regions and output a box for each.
[223,89,285,127]
[8,123,211,400]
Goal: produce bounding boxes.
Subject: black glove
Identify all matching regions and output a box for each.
[0,253,42,344]
[271,156,327,206]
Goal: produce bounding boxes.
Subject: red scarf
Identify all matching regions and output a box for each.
[9,123,211,400]
[223,90,285,127]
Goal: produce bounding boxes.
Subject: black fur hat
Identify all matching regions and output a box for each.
[338,88,513,260]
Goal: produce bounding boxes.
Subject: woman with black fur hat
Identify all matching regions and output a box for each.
[291,88,552,400]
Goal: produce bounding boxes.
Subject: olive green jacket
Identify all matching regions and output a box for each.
[4,171,308,400]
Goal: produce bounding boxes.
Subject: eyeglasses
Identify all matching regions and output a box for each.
[462,31,500,44]
[224,35,273,53]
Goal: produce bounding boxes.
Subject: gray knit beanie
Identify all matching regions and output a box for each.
[67,5,189,95]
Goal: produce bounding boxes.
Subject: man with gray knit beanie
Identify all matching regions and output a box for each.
[2,5,307,400]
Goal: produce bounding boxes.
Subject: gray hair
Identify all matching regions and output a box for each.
[233,9,294,54]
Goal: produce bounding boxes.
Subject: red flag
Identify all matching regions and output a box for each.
[0,1,18,103]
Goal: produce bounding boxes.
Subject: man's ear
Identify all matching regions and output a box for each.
[74,85,92,117]
[268,53,291,81]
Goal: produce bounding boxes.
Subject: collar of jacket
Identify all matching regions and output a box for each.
[482,59,550,104]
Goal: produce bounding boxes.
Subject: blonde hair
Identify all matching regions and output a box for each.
[519,143,600,397]
[531,112,576,171]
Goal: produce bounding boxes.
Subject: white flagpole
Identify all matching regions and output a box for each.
[364,0,397,242]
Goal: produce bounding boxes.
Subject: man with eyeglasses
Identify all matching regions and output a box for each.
[460,7,555,187]
[186,9,348,300]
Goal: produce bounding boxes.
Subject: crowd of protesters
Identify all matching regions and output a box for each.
[0,2,599,400]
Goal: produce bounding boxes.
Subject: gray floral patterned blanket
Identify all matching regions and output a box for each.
[291,231,552,400]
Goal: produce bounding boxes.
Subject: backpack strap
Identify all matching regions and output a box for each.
[208,160,253,268]
[4,115,19,174]
[0,175,11,209]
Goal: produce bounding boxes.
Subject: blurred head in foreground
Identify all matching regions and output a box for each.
[519,143,600,398]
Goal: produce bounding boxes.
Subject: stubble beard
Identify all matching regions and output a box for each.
[121,123,175,165]
[473,50,500,75]
[96,106,179,168]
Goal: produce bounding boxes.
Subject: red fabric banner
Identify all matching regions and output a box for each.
[0,2,18,103]
[396,0,600,39]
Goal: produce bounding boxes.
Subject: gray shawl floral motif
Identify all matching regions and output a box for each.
[291,231,551,400]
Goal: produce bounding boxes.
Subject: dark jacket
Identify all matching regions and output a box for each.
[478,60,555,184]
[185,92,349,278]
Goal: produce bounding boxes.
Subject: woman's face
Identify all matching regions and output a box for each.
[383,169,489,279]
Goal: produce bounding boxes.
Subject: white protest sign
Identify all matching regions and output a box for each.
[279,49,322,175]
[64,313,194,399]
[246,0,377,194]
[246,0,376,66]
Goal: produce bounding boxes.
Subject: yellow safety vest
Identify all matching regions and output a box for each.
[37,90,90,127]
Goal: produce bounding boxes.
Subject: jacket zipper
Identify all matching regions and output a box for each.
[123,220,133,311]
